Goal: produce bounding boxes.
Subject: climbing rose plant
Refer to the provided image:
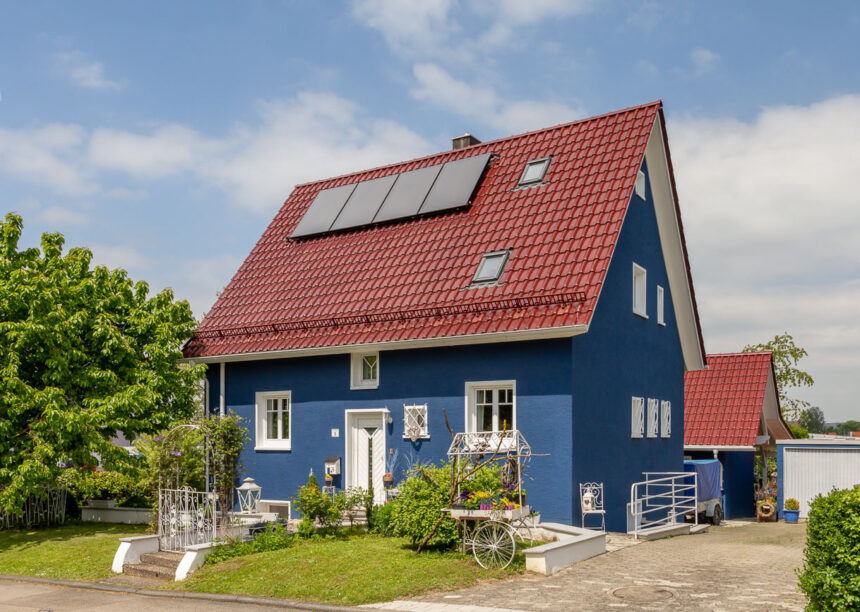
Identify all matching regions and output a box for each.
[0,212,203,514]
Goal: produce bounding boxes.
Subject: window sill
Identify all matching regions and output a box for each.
[254,442,292,452]
[402,435,430,440]
[657,321,666,327]
[633,310,648,319]
[350,381,379,390]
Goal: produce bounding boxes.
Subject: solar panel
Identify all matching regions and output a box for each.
[419,153,491,215]
[330,174,397,232]
[373,164,442,224]
[290,183,356,238]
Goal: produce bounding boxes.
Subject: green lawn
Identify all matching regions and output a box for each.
[0,521,148,580]
[169,533,522,605]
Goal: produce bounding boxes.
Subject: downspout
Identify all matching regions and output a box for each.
[219,362,225,417]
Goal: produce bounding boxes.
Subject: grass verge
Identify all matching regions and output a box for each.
[0,521,148,580]
[168,533,522,605]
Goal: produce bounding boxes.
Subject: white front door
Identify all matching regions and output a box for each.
[347,412,386,505]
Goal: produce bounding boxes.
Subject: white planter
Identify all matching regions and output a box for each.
[86,499,116,509]
[448,505,531,521]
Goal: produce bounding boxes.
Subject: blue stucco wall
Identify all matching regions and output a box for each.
[570,159,686,532]
[208,338,574,523]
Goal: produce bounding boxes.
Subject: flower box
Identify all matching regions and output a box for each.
[447,505,530,521]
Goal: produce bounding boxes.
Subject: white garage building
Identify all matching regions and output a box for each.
[778,438,860,518]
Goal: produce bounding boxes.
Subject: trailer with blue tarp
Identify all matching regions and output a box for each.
[684,459,723,524]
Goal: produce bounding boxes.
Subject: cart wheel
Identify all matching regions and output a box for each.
[711,504,723,525]
[472,521,516,569]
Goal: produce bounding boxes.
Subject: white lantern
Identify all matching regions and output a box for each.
[582,489,595,512]
[237,477,262,513]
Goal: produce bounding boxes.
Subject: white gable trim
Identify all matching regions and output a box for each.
[186,323,588,364]
[644,115,706,371]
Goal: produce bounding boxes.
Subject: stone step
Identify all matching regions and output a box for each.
[636,523,691,541]
[139,551,184,569]
[123,562,175,581]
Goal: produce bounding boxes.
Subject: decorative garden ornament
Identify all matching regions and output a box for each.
[236,477,262,513]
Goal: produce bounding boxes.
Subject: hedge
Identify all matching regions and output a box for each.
[798,484,860,610]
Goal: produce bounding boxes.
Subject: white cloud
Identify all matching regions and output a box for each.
[53,50,121,90]
[199,92,429,212]
[0,124,96,195]
[36,205,88,227]
[411,63,583,132]
[351,0,456,57]
[670,94,860,420]
[89,125,215,178]
[88,243,151,270]
[690,47,720,75]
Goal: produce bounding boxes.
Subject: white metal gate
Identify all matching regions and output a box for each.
[784,448,860,517]
[158,487,218,552]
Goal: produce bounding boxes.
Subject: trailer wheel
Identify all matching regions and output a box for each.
[711,504,723,525]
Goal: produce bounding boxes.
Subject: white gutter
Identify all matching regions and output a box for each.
[219,362,225,417]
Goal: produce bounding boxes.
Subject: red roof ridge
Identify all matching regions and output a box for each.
[707,351,773,357]
[293,100,663,190]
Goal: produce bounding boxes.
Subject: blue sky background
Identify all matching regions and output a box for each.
[1,1,858,421]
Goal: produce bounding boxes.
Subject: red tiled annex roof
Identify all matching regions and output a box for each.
[184,102,662,358]
[684,352,773,447]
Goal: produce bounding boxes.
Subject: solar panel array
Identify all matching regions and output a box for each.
[290,153,491,239]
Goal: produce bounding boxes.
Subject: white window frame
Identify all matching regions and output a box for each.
[350,352,379,390]
[634,170,646,200]
[633,263,647,318]
[403,403,430,440]
[631,397,645,439]
[255,390,292,451]
[647,398,659,438]
[517,156,551,187]
[465,380,516,434]
[657,285,665,326]
[472,250,510,285]
[661,400,671,438]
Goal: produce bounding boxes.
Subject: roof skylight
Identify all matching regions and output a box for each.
[472,250,510,285]
[517,156,551,187]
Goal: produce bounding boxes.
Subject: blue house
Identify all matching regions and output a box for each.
[184,101,707,531]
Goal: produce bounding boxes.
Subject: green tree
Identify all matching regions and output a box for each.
[836,420,860,436]
[0,213,203,513]
[799,406,827,434]
[744,332,813,421]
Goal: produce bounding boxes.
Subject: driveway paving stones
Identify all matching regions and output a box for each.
[370,521,807,611]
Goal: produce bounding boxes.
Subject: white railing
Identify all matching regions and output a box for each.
[158,487,218,552]
[629,472,697,539]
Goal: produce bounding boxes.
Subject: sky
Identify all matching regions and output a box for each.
[1,1,859,421]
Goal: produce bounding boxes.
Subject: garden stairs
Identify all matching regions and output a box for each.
[122,551,184,581]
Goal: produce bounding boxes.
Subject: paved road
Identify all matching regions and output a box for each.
[370,521,808,611]
[0,578,310,611]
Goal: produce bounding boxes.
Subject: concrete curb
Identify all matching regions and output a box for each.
[0,574,356,610]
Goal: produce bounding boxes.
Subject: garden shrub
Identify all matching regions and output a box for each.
[293,474,345,529]
[798,485,860,610]
[297,515,315,539]
[388,461,460,548]
[207,522,295,564]
[58,469,150,507]
[371,501,395,536]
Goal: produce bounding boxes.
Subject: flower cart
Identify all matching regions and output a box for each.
[445,430,534,569]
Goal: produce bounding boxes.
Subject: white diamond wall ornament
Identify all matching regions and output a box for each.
[236,477,262,513]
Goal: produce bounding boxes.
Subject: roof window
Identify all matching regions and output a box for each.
[517,156,551,187]
[472,250,510,285]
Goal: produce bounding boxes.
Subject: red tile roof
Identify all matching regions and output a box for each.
[185,102,664,358]
[685,352,774,447]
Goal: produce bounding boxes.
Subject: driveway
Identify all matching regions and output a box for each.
[372,521,807,611]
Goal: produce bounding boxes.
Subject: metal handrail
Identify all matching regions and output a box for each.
[629,472,697,539]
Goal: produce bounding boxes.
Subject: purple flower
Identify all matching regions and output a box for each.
[507,483,516,489]
[170,451,181,457]
[459,490,471,499]
[154,436,165,441]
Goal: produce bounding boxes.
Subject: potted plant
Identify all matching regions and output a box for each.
[784,498,800,523]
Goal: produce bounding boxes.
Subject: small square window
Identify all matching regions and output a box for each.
[633,263,647,318]
[472,250,510,285]
[657,285,665,326]
[661,400,671,438]
[518,157,551,187]
[403,404,429,441]
[351,352,379,389]
[634,170,646,199]
[631,397,644,439]
[647,398,659,438]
